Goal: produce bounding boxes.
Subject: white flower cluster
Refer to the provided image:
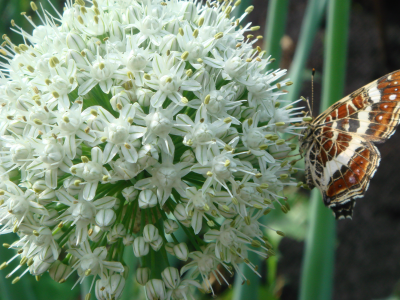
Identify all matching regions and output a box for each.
[0,0,305,299]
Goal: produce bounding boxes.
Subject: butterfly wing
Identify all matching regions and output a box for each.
[305,70,400,219]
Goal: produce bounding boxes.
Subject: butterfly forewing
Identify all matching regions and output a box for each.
[304,70,400,219]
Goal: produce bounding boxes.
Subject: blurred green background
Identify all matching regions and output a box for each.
[1,0,400,299]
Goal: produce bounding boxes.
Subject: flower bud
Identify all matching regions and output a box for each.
[138,190,158,209]
[66,33,86,52]
[122,186,138,203]
[165,242,175,255]
[95,274,125,300]
[96,209,116,228]
[136,267,151,286]
[137,88,153,107]
[89,226,103,242]
[173,204,189,222]
[161,267,181,289]
[173,243,189,261]
[32,180,47,194]
[49,260,72,283]
[29,257,51,276]
[150,236,163,251]
[163,219,179,234]
[132,237,149,257]
[143,224,160,243]
[118,228,133,244]
[65,49,87,65]
[145,279,166,300]
[113,223,127,238]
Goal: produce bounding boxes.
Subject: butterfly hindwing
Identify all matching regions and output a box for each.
[304,70,400,219]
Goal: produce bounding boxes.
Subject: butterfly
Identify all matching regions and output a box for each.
[300,70,400,219]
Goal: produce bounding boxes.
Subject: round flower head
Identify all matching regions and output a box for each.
[0,0,304,299]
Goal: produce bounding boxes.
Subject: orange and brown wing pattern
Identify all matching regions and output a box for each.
[304,70,400,219]
[305,129,381,219]
[314,70,400,142]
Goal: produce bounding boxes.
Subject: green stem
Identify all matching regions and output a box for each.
[263,0,289,71]
[286,0,328,102]
[299,0,350,299]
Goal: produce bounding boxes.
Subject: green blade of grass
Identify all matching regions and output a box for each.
[286,0,328,101]
[263,0,289,71]
[299,0,350,299]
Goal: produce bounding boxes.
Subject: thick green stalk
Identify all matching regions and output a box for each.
[120,249,139,300]
[299,0,350,299]
[263,0,289,71]
[286,0,328,101]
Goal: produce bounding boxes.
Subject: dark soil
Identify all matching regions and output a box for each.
[250,0,400,299]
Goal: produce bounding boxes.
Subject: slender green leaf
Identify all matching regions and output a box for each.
[263,0,289,71]
[286,0,328,101]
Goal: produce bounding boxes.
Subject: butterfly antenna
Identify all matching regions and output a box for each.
[311,68,315,117]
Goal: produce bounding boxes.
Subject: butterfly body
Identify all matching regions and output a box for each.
[301,70,400,219]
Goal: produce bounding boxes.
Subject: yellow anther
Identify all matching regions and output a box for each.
[33,119,42,125]
[186,69,193,77]
[245,5,254,13]
[214,32,224,39]
[181,51,189,60]
[275,139,285,145]
[276,230,285,237]
[90,109,98,117]
[12,277,20,284]
[198,17,204,26]
[223,117,232,123]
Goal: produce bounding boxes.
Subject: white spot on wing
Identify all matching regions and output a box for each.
[389,94,397,100]
[321,141,362,186]
[368,85,381,103]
